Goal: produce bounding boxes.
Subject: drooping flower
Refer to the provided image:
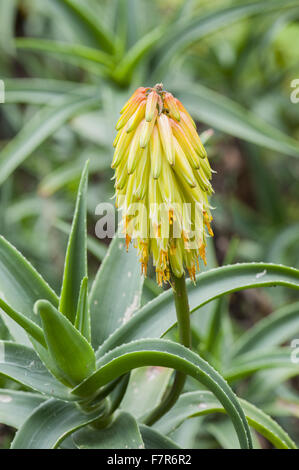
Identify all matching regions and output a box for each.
[112,83,214,285]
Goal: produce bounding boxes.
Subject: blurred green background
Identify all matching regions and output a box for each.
[0,0,299,448]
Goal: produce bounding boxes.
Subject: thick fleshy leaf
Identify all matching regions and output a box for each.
[72,339,252,449]
[267,223,299,265]
[139,425,180,449]
[206,419,260,450]
[0,316,10,341]
[0,235,58,345]
[112,0,142,49]
[155,391,297,449]
[113,26,163,84]
[30,338,76,389]
[0,95,99,186]
[38,152,111,197]
[231,301,299,358]
[75,277,90,342]
[48,0,115,52]
[55,219,108,261]
[11,398,107,449]
[90,234,143,350]
[0,297,46,347]
[4,78,97,105]
[73,411,144,449]
[153,0,299,76]
[224,348,298,382]
[174,84,299,158]
[246,368,299,405]
[59,162,88,323]
[0,389,45,429]
[0,341,71,400]
[56,219,161,303]
[36,300,95,387]
[97,263,299,356]
[16,38,113,75]
[0,0,16,53]
[121,366,172,418]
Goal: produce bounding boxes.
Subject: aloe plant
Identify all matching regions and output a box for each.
[0,161,298,449]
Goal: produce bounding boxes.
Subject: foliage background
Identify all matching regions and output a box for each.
[0,0,299,448]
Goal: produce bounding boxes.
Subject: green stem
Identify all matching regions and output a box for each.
[143,272,191,426]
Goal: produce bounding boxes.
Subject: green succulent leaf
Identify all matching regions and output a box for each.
[90,234,144,350]
[36,300,96,387]
[0,341,71,400]
[55,219,108,261]
[113,26,163,84]
[224,348,298,382]
[139,424,181,449]
[153,0,299,76]
[0,95,100,186]
[75,277,90,342]
[4,78,97,105]
[59,161,88,323]
[0,389,45,429]
[72,339,252,449]
[267,223,299,265]
[0,235,58,345]
[73,411,144,449]
[38,152,111,197]
[231,301,299,358]
[48,0,115,52]
[175,84,299,158]
[98,263,299,355]
[11,398,107,449]
[0,297,46,347]
[155,391,297,449]
[121,366,172,419]
[0,0,16,53]
[30,338,77,389]
[15,38,113,75]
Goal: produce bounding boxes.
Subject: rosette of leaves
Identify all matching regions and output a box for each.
[0,162,298,449]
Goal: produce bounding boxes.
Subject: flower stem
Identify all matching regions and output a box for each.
[143,272,191,426]
[172,273,191,349]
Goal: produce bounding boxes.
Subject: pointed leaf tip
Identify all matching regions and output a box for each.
[36,300,95,387]
[75,277,91,343]
[59,163,89,323]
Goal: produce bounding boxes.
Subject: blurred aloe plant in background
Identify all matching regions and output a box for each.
[0,0,299,449]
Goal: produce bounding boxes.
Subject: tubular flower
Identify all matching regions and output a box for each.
[112,83,214,285]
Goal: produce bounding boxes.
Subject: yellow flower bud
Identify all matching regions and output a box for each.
[164,92,180,122]
[157,113,175,166]
[112,83,214,285]
[145,90,159,122]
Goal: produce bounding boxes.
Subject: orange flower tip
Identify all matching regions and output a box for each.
[187,267,196,284]
[141,262,148,277]
[165,92,181,121]
[125,234,131,251]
